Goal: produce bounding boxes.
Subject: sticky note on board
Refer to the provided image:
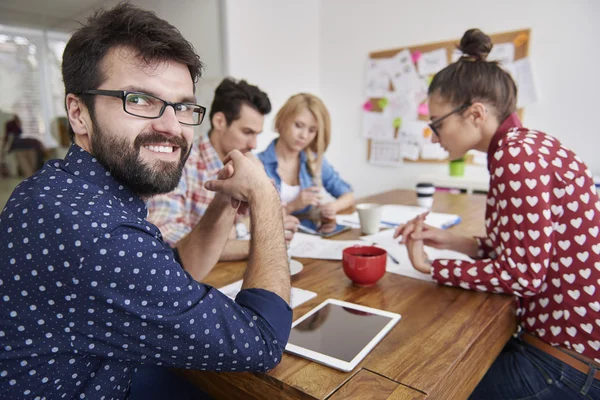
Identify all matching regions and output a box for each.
[418,102,429,116]
[393,117,402,129]
[362,101,373,111]
[426,75,434,86]
[411,51,422,64]
[423,126,433,138]
[377,98,389,110]
[513,33,528,48]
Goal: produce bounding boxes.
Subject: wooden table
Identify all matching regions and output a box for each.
[181,189,517,399]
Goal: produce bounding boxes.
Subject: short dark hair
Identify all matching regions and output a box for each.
[62,1,203,141]
[428,29,518,122]
[209,78,271,130]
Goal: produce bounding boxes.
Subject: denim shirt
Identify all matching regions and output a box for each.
[257,139,352,215]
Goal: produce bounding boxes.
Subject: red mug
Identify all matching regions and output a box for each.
[342,245,387,287]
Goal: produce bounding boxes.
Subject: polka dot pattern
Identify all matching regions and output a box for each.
[0,145,292,399]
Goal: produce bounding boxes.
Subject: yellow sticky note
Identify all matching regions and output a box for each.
[377,98,388,109]
[513,33,528,48]
[423,126,433,139]
[426,75,434,86]
[393,117,402,129]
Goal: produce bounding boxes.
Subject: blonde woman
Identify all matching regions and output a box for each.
[258,93,354,219]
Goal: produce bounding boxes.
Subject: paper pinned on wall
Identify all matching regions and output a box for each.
[369,140,403,167]
[387,49,421,95]
[501,62,518,81]
[398,120,427,161]
[417,48,448,76]
[451,49,462,63]
[514,57,537,108]
[421,143,448,160]
[487,42,515,65]
[365,58,392,98]
[387,92,419,121]
[362,111,394,140]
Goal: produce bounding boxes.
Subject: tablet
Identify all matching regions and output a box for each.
[297,218,351,238]
[285,299,401,372]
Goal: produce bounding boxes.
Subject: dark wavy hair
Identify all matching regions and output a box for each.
[62,1,204,141]
[208,78,271,131]
[429,28,518,122]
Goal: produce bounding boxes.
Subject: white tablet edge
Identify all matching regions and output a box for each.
[285,298,401,372]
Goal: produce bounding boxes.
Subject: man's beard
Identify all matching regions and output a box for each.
[89,117,190,197]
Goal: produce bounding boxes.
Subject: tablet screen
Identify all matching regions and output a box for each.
[288,303,395,362]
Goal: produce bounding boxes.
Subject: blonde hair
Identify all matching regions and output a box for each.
[274,93,331,187]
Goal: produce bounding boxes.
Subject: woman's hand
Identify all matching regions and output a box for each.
[288,186,321,212]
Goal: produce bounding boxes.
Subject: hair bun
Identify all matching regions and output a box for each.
[458,29,492,61]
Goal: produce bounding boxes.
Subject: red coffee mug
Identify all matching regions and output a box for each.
[342,245,387,287]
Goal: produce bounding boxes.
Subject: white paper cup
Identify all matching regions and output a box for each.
[356,203,382,235]
[416,183,435,209]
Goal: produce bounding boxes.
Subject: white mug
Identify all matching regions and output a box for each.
[356,203,382,235]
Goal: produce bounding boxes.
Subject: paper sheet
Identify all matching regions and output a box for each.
[417,48,448,76]
[356,230,474,282]
[514,58,538,108]
[420,143,448,160]
[289,233,366,260]
[398,120,428,161]
[365,58,392,98]
[386,92,419,121]
[362,111,394,140]
[387,49,422,95]
[369,140,403,167]
[218,280,317,309]
[487,42,515,65]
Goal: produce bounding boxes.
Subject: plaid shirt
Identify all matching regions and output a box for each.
[146,134,224,245]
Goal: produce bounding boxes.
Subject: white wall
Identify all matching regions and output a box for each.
[54,0,224,78]
[319,0,600,197]
[223,0,321,151]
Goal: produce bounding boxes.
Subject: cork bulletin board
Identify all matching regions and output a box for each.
[363,29,532,166]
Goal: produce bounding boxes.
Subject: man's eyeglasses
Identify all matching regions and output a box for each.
[428,103,471,137]
[80,90,206,126]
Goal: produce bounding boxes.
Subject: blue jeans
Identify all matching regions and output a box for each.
[470,336,600,400]
[128,365,213,400]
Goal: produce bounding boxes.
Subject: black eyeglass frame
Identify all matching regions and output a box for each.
[428,103,471,137]
[79,89,206,126]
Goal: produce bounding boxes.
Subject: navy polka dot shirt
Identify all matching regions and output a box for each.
[0,145,292,400]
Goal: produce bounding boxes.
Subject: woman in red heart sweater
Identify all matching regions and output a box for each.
[397,29,599,399]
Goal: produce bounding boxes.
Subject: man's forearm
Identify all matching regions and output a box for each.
[176,195,237,281]
[219,239,250,261]
[241,185,290,303]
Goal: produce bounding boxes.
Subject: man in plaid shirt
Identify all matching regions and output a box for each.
[147,78,299,263]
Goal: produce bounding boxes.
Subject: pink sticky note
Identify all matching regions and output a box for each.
[411,51,422,64]
[418,102,429,116]
[362,101,373,111]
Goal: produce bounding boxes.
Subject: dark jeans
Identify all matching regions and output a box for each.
[128,365,213,400]
[470,336,600,400]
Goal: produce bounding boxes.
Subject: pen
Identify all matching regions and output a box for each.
[374,242,399,264]
[381,220,399,227]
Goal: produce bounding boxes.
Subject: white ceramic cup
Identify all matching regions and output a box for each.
[356,203,382,235]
